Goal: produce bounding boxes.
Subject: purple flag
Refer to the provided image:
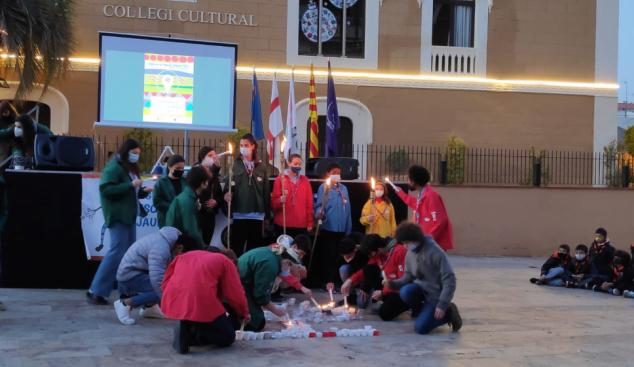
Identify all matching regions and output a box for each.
[326,60,340,157]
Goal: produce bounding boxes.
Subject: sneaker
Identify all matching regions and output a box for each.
[114,300,135,325]
[447,303,462,332]
[623,291,634,298]
[565,281,578,289]
[371,308,380,316]
[612,289,622,296]
[529,278,538,284]
[585,283,592,290]
[86,291,109,305]
[593,285,602,292]
[173,320,191,354]
[140,304,167,319]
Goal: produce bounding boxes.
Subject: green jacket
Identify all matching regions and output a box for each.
[238,247,281,329]
[99,159,148,227]
[224,158,270,216]
[153,174,186,228]
[165,186,205,249]
[0,124,53,155]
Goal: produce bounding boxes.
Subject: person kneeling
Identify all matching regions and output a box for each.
[384,222,462,335]
[114,228,198,325]
[529,245,571,286]
[588,250,633,296]
[162,246,249,354]
[269,235,313,300]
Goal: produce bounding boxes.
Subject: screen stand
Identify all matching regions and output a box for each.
[184,130,190,164]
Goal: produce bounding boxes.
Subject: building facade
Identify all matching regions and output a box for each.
[0,0,620,159]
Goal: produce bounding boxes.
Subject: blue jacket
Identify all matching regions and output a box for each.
[315,182,352,235]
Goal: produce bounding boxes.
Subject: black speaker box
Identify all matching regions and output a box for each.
[35,135,95,171]
[306,157,359,180]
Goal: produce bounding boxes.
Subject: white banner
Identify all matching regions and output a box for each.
[81,176,159,260]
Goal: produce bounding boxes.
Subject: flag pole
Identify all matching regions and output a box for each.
[251,65,255,134]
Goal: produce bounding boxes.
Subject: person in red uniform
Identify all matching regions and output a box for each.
[161,247,249,355]
[393,165,454,251]
[271,154,314,238]
[340,234,409,321]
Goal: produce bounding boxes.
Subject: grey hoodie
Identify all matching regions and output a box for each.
[390,235,456,311]
[116,227,181,297]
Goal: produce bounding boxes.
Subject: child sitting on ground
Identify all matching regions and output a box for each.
[530,244,571,286]
[564,244,598,288]
[588,250,633,296]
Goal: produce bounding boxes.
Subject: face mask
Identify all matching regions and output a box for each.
[557,253,567,259]
[330,174,341,183]
[375,190,384,198]
[595,238,605,245]
[405,243,419,251]
[240,147,252,157]
[172,169,184,178]
[576,254,586,260]
[290,166,302,174]
[14,127,23,137]
[128,153,140,164]
[614,257,623,267]
[408,183,416,191]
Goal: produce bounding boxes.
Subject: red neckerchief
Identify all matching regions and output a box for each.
[286,175,300,206]
[574,258,588,274]
[593,242,605,255]
[552,252,570,266]
[376,198,383,204]
[613,265,625,279]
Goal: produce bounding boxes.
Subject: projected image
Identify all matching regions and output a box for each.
[143,53,194,124]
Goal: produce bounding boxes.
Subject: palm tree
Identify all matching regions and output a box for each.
[0,0,76,101]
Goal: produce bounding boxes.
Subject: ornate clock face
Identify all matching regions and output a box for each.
[330,0,359,9]
[301,3,338,43]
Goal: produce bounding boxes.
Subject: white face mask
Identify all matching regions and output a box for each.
[203,156,214,167]
[404,242,419,251]
[14,127,23,137]
[330,174,341,183]
[240,147,252,157]
[375,190,384,198]
[576,254,586,260]
[128,153,140,164]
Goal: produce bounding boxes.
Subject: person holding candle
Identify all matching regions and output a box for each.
[331,236,369,306]
[224,134,270,257]
[315,162,352,289]
[162,246,249,354]
[360,182,397,238]
[87,139,153,305]
[153,155,187,229]
[195,147,224,246]
[165,166,209,249]
[268,235,313,300]
[271,154,314,238]
[238,245,301,331]
[385,222,462,335]
[393,165,454,251]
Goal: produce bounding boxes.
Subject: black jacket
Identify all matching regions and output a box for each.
[540,253,571,276]
[610,265,634,289]
[337,250,370,281]
[589,241,616,276]
[197,164,224,218]
[565,257,597,277]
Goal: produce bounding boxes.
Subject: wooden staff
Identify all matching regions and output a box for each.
[309,178,330,273]
[369,177,376,234]
[280,139,287,235]
[227,143,233,249]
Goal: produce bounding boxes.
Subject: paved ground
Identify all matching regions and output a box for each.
[2,256,634,367]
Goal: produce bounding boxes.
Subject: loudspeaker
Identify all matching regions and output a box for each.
[306,157,359,180]
[35,135,95,171]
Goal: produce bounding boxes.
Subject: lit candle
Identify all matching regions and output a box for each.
[385,176,398,190]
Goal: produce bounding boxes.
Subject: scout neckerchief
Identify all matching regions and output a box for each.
[378,246,396,274]
[243,159,255,185]
[415,186,426,223]
[371,200,390,222]
[574,258,588,274]
[613,264,625,280]
[286,174,301,206]
[551,252,570,267]
[331,183,347,207]
[593,242,606,256]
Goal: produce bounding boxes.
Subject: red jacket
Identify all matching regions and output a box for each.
[349,244,408,295]
[271,174,314,229]
[161,251,249,322]
[397,185,454,251]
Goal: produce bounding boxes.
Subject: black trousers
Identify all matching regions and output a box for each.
[230,219,263,258]
[310,230,346,285]
[178,314,235,348]
[274,224,308,240]
[199,212,216,247]
[224,302,266,332]
[362,264,409,321]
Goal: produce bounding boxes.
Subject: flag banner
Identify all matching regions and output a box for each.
[285,70,299,160]
[268,74,284,171]
[309,63,319,158]
[251,69,265,141]
[326,60,340,158]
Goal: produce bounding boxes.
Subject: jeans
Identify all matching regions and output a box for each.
[543,267,565,287]
[89,222,136,298]
[400,283,451,335]
[118,273,160,308]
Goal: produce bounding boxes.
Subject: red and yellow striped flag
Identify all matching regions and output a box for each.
[309,62,319,158]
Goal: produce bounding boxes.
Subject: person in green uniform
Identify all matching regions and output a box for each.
[224,133,270,258]
[0,114,53,170]
[166,166,209,249]
[87,139,152,305]
[153,155,186,228]
[237,245,302,331]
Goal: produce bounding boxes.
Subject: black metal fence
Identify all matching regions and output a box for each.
[79,135,634,188]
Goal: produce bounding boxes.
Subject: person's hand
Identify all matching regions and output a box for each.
[601,282,612,291]
[300,287,313,300]
[317,212,324,220]
[280,195,287,203]
[143,187,153,193]
[224,193,232,203]
[307,226,313,232]
[132,179,143,188]
[394,186,402,193]
[358,290,370,302]
[205,199,217,208]
[326,283,335,292]
[198,202,202,210]
[272,306,288,318]
[367,215,376,222]
[539,275,546,282]
[372,290,383,301]
[212,155,222,167]
[341,280,352,297]
[574,274,583,281]
[241,315,251,324]
[434,307,445,320]
[383,280,393,290]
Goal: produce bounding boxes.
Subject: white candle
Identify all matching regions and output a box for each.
[385,177,398,190]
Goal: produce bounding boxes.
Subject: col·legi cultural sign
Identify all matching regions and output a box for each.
[103,5,258,26]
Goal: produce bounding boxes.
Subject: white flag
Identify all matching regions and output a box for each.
[285,70,299,160]
[268,74,284,172]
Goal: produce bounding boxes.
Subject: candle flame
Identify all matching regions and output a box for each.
[385,176,390,182]
[326,178,331,186]
[228,143,233,154]
[371,177,376,190]
[281,137,286,152]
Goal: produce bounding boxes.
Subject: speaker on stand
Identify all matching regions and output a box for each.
[35,135,95,171]
[305,157,360,180]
